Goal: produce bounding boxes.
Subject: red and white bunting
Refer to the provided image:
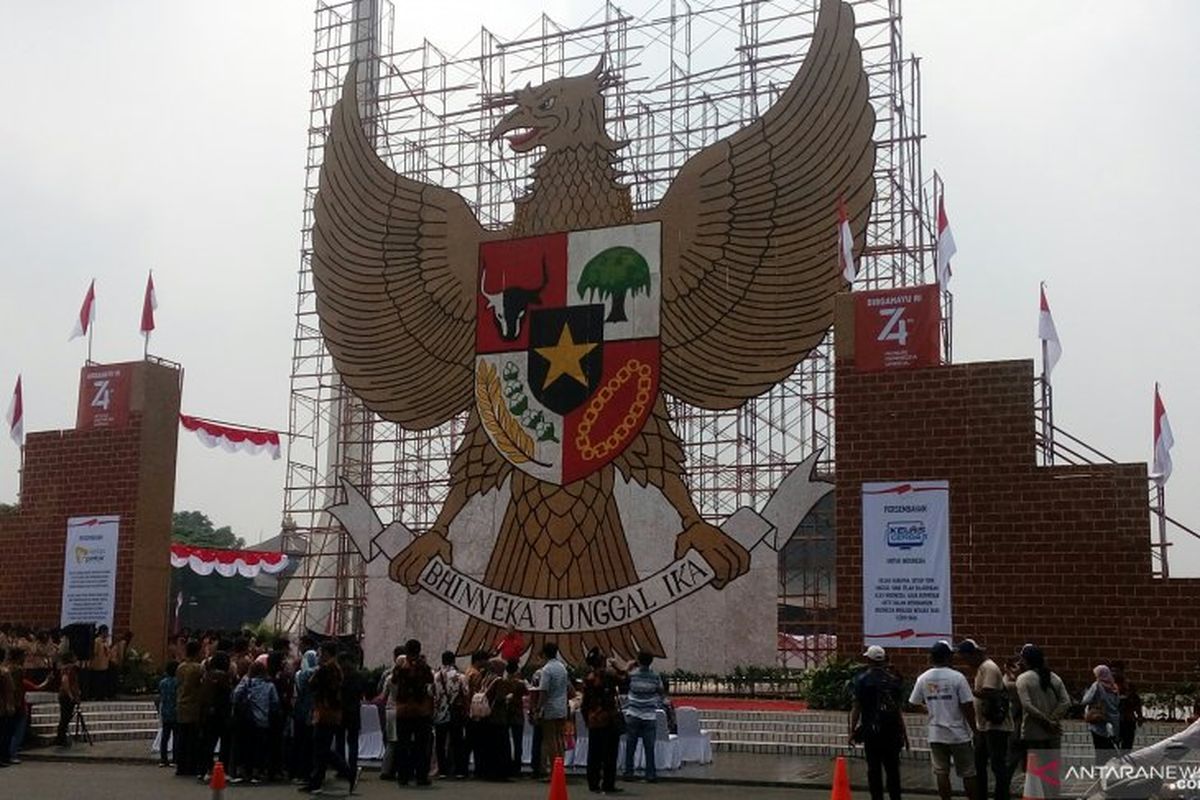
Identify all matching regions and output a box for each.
[141,272,157,338]
[936,194,956,289]
[837,197,856,283]
[1153,385,1174,485]
[170,543,289,578]
[1038,285,1062,379]
[180,414,281,460]
[6,375,23,445]
[69,280,96,341]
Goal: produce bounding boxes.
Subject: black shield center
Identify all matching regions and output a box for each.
[528,306,604,416]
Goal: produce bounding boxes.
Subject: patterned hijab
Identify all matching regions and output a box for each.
[1094,665,1118,693]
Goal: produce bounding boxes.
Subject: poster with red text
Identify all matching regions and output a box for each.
[854,284,941,371]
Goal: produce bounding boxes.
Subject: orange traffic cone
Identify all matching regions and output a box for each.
[831,755,853,800]
[548,756,569,800]
[210,760,227,800]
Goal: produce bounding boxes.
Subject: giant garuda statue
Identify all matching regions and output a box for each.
[313,0,875,663]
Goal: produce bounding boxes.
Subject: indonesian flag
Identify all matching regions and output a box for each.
[838,197,856,283]
[1038,285,1062,378]
[6,376,22,445]
[936,194,956,289]
[69,280,96,341]
[1153,384,1175,485]
[140,272,157,338]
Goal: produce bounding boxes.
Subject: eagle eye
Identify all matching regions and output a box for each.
[538,96,556,111]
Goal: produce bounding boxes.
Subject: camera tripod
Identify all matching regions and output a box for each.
[71,702,93,746]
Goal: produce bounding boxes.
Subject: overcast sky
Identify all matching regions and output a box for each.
[1,1,1197,571]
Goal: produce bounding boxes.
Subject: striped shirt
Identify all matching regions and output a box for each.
[625,667,663,722]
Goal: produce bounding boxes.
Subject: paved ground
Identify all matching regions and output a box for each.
[0,761,841,800]
[20,740,944,791]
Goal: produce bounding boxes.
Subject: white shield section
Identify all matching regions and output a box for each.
[475,351,563,484]
[567,222,662,342]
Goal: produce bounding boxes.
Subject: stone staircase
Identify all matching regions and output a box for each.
[28,699,160,744]
[25,699,1189,759]
[695,709,1187,760]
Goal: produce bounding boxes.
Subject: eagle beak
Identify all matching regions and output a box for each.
[490,105,543,152]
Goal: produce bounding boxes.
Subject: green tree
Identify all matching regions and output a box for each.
[577,246,651,323]
[172,510,245,549]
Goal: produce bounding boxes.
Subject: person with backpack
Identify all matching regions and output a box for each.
[464,650,490,778]
[232,661,279,784]
[479,658,512,780]
[433,651,469,779]
[849,645,907,800]
[391,639,435,787]
[958,639,1012,800]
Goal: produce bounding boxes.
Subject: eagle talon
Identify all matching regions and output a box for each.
[389,529,453,594]
[673,521,751,590]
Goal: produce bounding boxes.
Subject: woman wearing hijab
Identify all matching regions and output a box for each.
[291,650,319,782]
[1082,665,1121,762]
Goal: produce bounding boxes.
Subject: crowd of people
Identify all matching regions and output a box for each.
[0,622,139,767]
[0,620,677,791]
[375,629,671,795]
[849,639,1146,800]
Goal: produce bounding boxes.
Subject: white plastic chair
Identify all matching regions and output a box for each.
[674,706,712,764]
[567,709,589,767]
[632,710,680,771]
[358,702,385,760]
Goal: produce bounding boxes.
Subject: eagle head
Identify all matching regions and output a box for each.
[489,58,618,155]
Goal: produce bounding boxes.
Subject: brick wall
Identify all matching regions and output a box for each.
[834,324,1200,690]
[0,361,181,662]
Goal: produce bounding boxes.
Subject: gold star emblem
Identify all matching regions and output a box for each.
[535,323,596,388]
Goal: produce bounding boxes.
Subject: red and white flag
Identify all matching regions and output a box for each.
[6,376,22,445]
[837,197,856,283]
[1153,384,1175,485]
[69,280,96,341]
[140,272,157,339]
[1038,284,1062,378]
[936,194,956,289]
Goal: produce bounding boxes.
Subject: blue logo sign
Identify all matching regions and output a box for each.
[886,521,926,550]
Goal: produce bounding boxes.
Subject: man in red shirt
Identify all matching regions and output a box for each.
[494,626,526,663]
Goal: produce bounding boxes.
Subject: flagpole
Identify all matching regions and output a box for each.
[87,324,93,365]
[1039,284,1054,465]
[1156,481,1169,578]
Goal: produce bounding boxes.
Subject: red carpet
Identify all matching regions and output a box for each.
[672,696,808,711]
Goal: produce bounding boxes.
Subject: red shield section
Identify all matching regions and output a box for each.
[562,339,660,485]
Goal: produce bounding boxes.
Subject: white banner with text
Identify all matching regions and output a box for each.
[60,515,121,632]
[861,481,951,648]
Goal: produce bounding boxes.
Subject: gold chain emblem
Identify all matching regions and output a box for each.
[575,359,654,461]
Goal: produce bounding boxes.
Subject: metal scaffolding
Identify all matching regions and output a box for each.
[277,0,945,664]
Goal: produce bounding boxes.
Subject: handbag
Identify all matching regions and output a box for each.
[1084,702,1107,726]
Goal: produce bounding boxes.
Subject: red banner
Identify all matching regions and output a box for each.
[853,285,941,371]
[77,363,133,429]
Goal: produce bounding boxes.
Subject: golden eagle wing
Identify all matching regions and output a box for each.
[643,0,876,409]
[312,64,496,429]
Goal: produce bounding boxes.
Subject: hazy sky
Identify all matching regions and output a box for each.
[2,1,1197,570]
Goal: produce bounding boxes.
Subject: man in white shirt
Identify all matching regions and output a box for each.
[908,641,979,800]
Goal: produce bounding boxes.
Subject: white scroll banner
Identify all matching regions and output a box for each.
[329,453,832,634]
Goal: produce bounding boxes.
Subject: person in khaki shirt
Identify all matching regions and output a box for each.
[958,639,1012,800]
[89,626,111,700]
